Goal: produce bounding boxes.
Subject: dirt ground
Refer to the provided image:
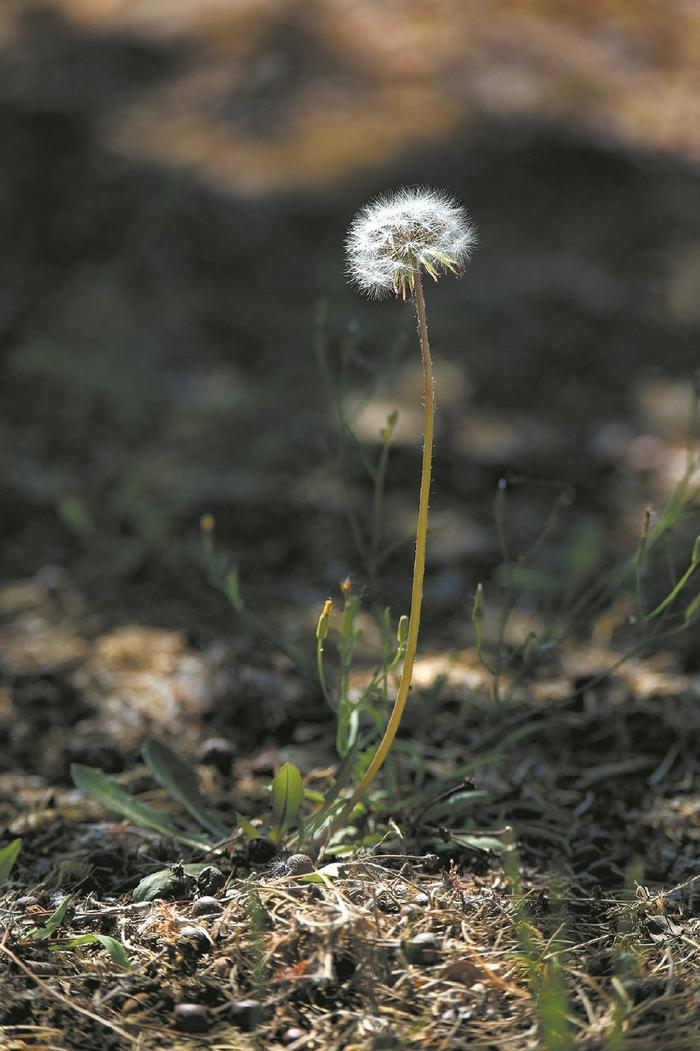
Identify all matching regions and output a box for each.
[1,2,700,1049]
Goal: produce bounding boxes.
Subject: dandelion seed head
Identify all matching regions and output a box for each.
[345,186,476,299]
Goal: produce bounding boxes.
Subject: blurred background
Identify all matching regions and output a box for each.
[1,0,700,775]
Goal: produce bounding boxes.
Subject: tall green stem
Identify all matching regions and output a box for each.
[326,268,434,836]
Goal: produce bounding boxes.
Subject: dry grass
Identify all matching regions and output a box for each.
[2,623,700,1049]
[2,847,699,1049]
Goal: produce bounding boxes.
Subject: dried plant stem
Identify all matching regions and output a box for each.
[327,268,434,837]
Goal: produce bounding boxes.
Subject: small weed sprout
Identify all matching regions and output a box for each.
[337,187,476,817]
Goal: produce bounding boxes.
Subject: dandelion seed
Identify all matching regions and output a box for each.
[345,186,476,299]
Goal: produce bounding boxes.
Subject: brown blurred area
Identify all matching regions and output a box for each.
[1,0,699,637]
[4,0,700,190]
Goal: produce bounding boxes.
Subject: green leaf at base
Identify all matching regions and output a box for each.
[142,738,230,839]
[269,762,304,844]
[71,764,211,850]
[55,934,131,969]
[0,838,21,885]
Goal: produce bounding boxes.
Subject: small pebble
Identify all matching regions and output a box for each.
[191,896,223,918]
[174,1003,210,1033]
[15,896,39,910]
[179,925,214,955]
[197,865,226,894]
[412,892,430,907]
[229,998,263,1030]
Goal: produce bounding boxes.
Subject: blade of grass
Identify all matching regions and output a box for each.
[71,764,211,850]
[0,838,21,885]
[54,934,131,969]
[142,738,230,839]
[24,896,73,941]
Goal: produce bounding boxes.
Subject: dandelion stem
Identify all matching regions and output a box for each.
[328,267,434,831]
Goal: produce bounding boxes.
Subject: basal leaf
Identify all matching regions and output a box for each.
[71,764,211,850]
[0,838,21,885]
[24,895,73,941]
[142,738,230,839]
[449,833,507,855]
[94,934,132,969]
[57,933,131,969]
[269,762,304,843]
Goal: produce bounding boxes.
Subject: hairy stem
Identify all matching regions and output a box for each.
[325,268,434,838]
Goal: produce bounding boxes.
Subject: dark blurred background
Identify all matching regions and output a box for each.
[2,0,700,648]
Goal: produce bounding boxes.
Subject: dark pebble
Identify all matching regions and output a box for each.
[197,865,226,894]
[180,925,213,955]
[191,896,224,917]
[174,1003,210,1033]
[229,998,263,1030]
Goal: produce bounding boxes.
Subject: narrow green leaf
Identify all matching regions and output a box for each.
[56,934,131,969]
[224,568,244,611]
[336,701,359,758]
[645,545,699,621]
[71,764,211,849]
[322,842,355,857]
[24,896,73,941]
[685,591,700,624]
[300,862,342,884]
[142,739,230,839]
[0,838,22,885]
[269,762,304,843]
[449,833,507,855]
[422,789,491,822]
[94,934,131,968]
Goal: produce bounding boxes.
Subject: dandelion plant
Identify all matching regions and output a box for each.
[340,187,476,817]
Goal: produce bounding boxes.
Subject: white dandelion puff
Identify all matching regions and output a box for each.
[345,186,476,299]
